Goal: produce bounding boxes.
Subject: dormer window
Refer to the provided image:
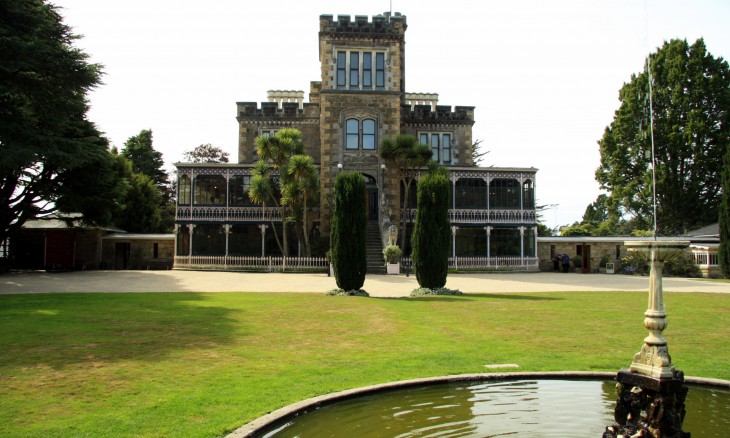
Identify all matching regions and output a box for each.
[336,50,386,89]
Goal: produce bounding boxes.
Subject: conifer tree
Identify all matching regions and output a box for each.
[412,173,451,289]
[720,144,730,278]
[331,172,366,291]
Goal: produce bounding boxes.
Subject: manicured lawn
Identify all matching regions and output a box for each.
[1,291,728,437]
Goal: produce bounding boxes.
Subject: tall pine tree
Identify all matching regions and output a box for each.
[596,39,730,235]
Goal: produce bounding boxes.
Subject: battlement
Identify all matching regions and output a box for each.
[319,12,406,36]
[401,104,475,126]
[405,92,439,111]
[236,101,319,120]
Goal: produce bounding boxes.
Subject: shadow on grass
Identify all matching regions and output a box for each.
[0,292,241,369]
[382,293,564,302]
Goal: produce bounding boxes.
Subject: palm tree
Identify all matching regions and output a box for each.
[287,154,319,256]
[250,129,305,257]
[380,134,433,250]
[248,160,284,255]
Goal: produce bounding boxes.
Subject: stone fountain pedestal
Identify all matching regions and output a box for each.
[604,241,691,438]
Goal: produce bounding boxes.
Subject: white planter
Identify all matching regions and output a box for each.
[329,264,334,276]
[386,263,400,275]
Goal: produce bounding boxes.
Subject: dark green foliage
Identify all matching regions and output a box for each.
[664,252,701,278]
[331,172,366,291]
[720,144,730,278]
[121,130,168,188]
[118,130,170,232]
[412,173,450,289]
[111,155,163,233]
[0,0,124,241]
[596,38,730,236]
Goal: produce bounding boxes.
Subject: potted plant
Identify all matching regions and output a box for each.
[325,249,333,276]
[382,245,402,275]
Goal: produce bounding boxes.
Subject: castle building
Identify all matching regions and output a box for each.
[174,12,538,272]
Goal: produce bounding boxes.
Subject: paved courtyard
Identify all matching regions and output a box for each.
[1,270,728,297]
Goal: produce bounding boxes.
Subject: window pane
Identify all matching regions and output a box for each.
[346,119,359,149]
[362,119,375,149]
[363,53,372,87]
[337,52,346,87]
[442,134,451,163]
[350,52,359,87]
[419,133,428,145]
[431,134,440,162]
[376,53,385,87]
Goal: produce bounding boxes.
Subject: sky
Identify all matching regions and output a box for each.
[54,0,730,230]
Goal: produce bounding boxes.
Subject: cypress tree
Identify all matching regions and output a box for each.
[331,172,367,291]
[412,173,451,288]
[720,144,730,278]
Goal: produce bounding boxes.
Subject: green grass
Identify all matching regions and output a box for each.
[1,291,728,437]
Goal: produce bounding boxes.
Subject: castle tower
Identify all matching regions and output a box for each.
[317,13,407,234]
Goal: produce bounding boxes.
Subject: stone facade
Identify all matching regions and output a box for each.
[174,12,539,269]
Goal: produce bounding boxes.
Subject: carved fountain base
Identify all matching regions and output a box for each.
[604,369,690,438]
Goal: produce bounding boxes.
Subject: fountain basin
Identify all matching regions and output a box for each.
[228,372,730,437]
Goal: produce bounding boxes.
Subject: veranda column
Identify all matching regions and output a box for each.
[188,224,196,262]
[223,224,231,268]
[259,224,268,257]
[520,226,525,266]
[173,224,179,261]
[533,226,539,258]
[485,226,492,266]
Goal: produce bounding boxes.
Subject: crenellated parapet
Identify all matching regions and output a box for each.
[236,101,320,122]
[319,12,406,38]
[401,104,475,126]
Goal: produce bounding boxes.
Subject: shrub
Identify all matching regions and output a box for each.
[330,172,367,291]
[620,251,649,275]
[664,251,701,277]
[382,245,402,263]
[599,255,610,268]
[410,287,462,296]
[412,173,450,289]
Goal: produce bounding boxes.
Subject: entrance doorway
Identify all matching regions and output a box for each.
[580,244,591,273]
[115,242,130,269]
[363,174,378,221]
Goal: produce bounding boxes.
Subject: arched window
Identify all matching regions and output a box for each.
[362,119,376,150]
[346,119,359,150]
[344,118,377,150]
[523,179,535,209]
[178,175,191,205]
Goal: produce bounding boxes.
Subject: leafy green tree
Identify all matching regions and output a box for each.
[120,129,174,231]
[121,130,168,188]
[331,172,367,291]
[182,143,229,163]
[412,173,451,289]
[0,0,122,242]
[720,144,730,278]
[111,155,163,233]
[596,38,730,236]
[380,134,432,250]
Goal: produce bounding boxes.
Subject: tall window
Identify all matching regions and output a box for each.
[229,175,252,206]
[419,132,452,164]
[522,179,535,209]
[178,175,191,205]
[193,175,226,205]
[489,178,521,209]
[345,118,376,150]
[336,50,386,89]
[455,178,487,208]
